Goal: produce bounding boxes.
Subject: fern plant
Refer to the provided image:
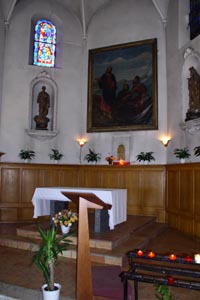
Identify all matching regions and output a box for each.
[136,151,155,162]
[84,148,101,163]
[49,149,63,161]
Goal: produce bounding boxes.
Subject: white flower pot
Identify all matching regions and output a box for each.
[180,158,185,164]
[61,225,70,234]
[42,283,61,300]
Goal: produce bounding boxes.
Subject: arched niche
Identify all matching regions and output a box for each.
[26,70,58,139]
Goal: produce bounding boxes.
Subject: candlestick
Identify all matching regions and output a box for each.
[77,138,87,164]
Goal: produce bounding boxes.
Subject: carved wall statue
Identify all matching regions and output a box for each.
[26,71,58,139]
[186,66,200,121]
[34,86,50,130]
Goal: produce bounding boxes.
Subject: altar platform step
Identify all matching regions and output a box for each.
[0,215,168,267]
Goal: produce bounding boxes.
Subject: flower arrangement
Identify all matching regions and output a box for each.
[105,155,116,164]
[53,209,78,227]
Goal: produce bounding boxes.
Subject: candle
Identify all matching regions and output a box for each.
[185,255,192,263]
[168,276,175,285]
[113,160,130,166]
[169,253,177,261]
[137,250,143,256]
[194,254,200,263]
[148,251,155,258]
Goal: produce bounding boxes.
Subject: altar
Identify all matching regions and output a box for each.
[32,187,127,230]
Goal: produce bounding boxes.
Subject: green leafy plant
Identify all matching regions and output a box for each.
[49,149,63,161]
[155,285,177,300]
[19,149,35,160]
[173,147,191,159]
[194,146,200,157]
[84,148,101,163]
[32,225,72,291]
[136,151,155,162]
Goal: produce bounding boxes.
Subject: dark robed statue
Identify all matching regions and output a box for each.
[185,66,200,121]
[34,86,50,130]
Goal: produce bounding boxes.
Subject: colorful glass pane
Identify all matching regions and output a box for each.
[33,20,56,67]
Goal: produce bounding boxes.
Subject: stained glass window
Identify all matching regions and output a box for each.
[33,20,56,67]
[189,0,200,40]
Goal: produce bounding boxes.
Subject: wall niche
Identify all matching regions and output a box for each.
[26,70,58,139]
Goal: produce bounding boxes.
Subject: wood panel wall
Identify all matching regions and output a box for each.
[0,163,166,223]
[2,162,200,238]
[166,163,200,238]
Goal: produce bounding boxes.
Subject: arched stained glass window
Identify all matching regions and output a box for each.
[33,20,56,67]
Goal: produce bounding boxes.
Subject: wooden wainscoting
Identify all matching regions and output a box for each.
[0,163,166,223]
[166,163,200,238]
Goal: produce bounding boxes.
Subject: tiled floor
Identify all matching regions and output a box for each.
[0,218,200,300]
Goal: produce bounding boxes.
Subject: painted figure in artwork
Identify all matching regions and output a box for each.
[98,66,117,119]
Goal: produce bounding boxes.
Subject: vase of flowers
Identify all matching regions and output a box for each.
[105,155,116,165]
[52,209,78,234]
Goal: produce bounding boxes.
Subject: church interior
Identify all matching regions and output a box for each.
[1,0,200,299]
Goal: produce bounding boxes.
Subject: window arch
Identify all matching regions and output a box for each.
[33,19,56,67]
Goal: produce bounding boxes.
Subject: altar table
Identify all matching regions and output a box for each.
[32,187,127,230]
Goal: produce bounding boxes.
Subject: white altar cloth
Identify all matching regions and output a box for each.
[32,187,127,230]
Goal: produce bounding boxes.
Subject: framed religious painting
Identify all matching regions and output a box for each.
[87,38,158,132]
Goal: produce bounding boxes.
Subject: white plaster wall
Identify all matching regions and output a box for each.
[0,4,4,125]
[84,0,168,164]
[0,0,169,164]
[166,0,200,163]
[0,0,84,163]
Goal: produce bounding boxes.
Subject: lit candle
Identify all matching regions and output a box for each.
[148,251,155,258]
[194,254,200,263]
[169,253,177,261]
[137,250,143,256]
[185,255,192,263]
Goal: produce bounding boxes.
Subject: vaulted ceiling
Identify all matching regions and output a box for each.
[0,0,170,32]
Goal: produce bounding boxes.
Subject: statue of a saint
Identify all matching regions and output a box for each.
[186,66,200,121]
[34,86,50,130]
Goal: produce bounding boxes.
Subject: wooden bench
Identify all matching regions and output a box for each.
[119,250,200,300]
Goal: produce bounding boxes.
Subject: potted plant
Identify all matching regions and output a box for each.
[49,149,63,163]
[84,148,101,163]
[173,147,191,163]
[155,285,176,300]
[136,151,155,164]
[194,146,200,157]
[19,149,35,162]
[52,209,78,234]
[105,155,116,165]
[32,224,72,300]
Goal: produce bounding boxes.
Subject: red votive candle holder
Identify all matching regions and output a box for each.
[168,276,175,285]
[148,251,155,258]
[137,250,143,256]
[185,255,192,263]
[169,253,177,261]
[113,160,130,166]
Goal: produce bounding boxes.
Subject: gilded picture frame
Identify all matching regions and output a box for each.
[87,38,158,132]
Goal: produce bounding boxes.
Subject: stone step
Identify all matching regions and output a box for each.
[0,222,168,267]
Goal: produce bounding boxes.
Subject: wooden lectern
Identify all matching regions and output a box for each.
[62,191,112,300]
